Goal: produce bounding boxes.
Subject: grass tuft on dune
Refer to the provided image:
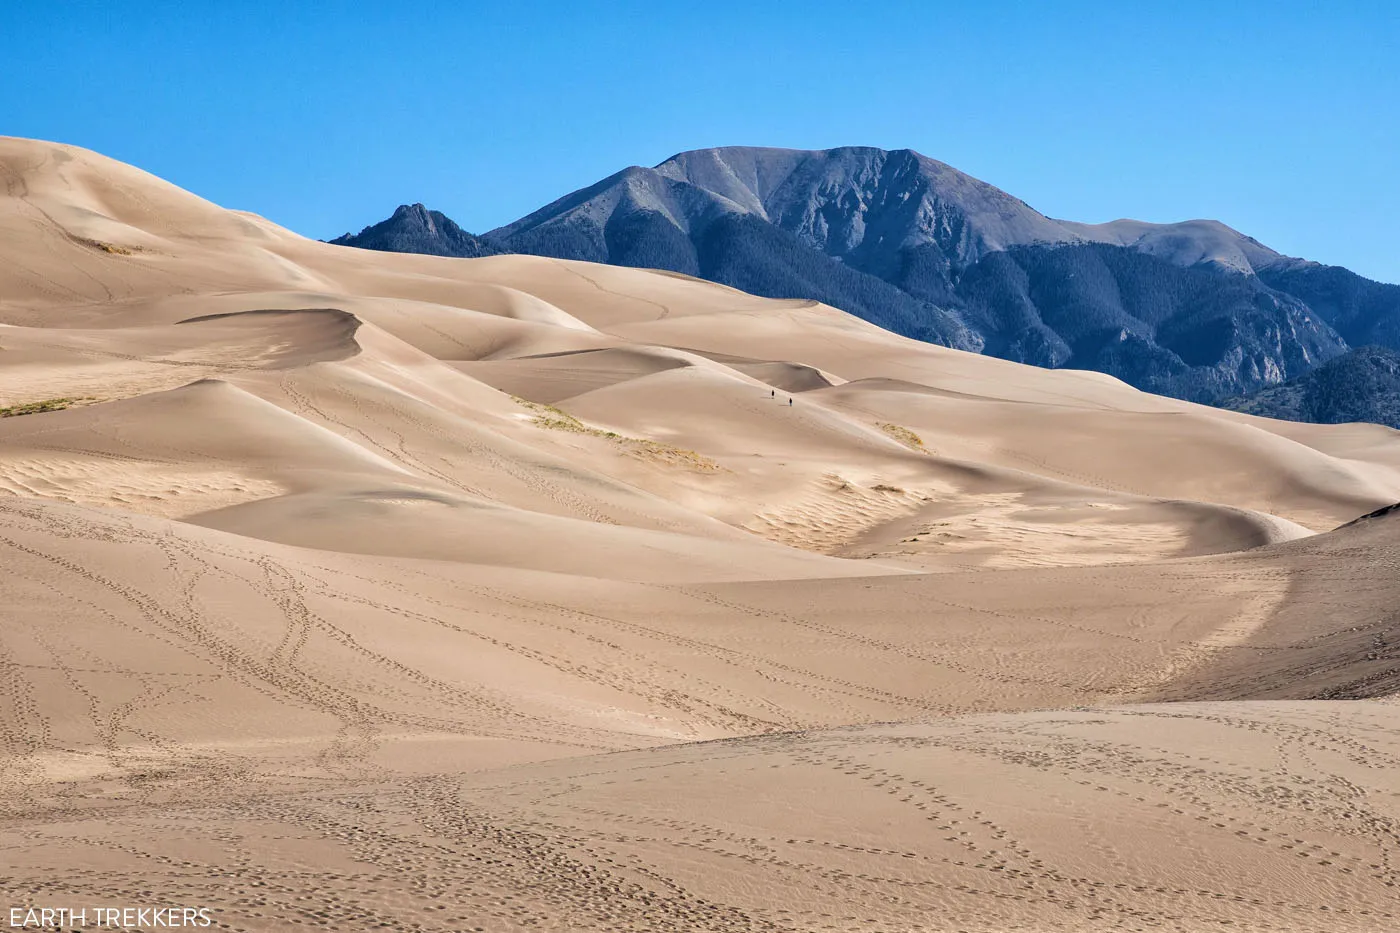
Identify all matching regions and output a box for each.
[879,421,927,451]
[1,397,82,417]
[514,395,723,471]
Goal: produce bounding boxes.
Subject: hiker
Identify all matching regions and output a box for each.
[788,397,793,406]
[771,389,775,398]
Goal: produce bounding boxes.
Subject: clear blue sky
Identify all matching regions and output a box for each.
[7,1,1398,282]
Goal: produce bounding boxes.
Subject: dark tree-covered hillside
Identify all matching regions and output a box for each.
[1219,346,1400,429]
[1256,263,1400,351]
[953,245,1348,401]
[695,214,975,348]
[330,204,505,259]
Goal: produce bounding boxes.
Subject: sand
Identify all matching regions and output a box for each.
[1,136,1399,932]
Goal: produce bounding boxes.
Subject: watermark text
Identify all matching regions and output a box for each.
[9,906,213,928]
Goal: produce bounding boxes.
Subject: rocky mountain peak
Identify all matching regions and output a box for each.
[389,202,438,233]
[331,202,503,259]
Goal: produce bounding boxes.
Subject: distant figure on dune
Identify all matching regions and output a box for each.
[771,389,775,397]
[788,398,793,406]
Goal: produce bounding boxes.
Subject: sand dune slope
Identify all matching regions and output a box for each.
[1158,507,1400,701]
[0,493,1397,930]
[4,703,1396,932]
[2,136,1400,932]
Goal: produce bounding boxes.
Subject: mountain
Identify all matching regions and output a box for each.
[331,202,505,258]
[1218,345,1400,429]
[951,242,1342,401]
[335,146,1400,406]
[491,146,1072,270]
[1256,260,1400,349]
[489,147,1286,277]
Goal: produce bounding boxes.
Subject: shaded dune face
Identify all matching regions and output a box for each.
[1,136,1400,932]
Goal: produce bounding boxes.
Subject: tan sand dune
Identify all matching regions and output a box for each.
[1157,506,1400,701]
[0,485,1388,776]
[811,377,1400,531]
[553,365,1313,564]
[192,485,900,583]
[457,345,696,404]
[3,136,1400,931]
[0,307,361,406]
[0,376,403,516]
[9,704,1398,932]
[686,348,847,391]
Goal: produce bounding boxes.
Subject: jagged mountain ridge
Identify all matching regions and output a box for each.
[331,146,1399,406]
[495,147,1067,269]
[490,147,1285,273]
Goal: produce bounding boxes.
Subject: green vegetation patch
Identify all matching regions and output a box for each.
[513,396,722,472]
[1,398,77,418]
[514,397,591,433]
[878,422,926,452]
[0,396,100,418]
[624,437,723,472]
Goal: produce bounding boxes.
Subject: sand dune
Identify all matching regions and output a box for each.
[2,136,1399,931]
[458,345,696,404]
[8,704,1398,933]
